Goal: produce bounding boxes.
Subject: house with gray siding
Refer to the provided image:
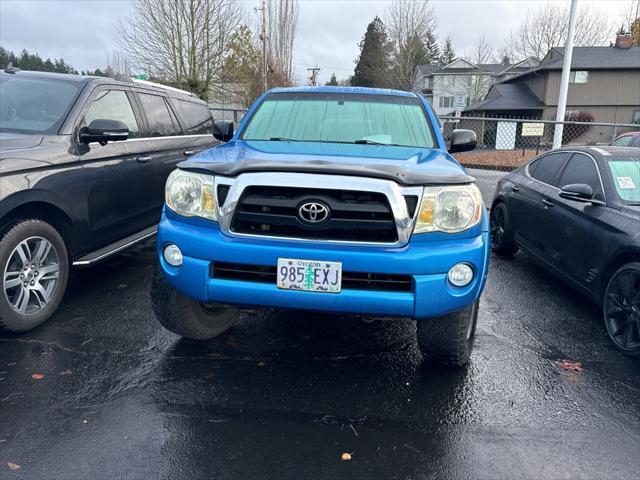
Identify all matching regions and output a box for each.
[465,35,640,127]
[414,57,539,115]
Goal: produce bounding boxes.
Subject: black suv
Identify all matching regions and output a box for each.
[0,69,227,332]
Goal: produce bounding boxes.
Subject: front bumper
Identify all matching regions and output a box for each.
[157,210,490,319]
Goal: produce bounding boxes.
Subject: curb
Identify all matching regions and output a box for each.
[460,163,518,172]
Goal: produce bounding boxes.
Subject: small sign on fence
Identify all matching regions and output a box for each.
[522,123,545,137]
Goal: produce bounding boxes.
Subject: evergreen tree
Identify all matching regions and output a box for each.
[0,46,74,73]
[439,36,456,65]
[352,17,392,88]
[326,73,338,86]
[423,30,441,65]
[631,18,640,46]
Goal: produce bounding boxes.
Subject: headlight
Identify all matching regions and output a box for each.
[414,184,483,234]
[165,169,217,221]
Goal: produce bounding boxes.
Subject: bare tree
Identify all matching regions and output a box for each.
[267,0,299,85]
[106,50,131,78]
[118,0,245,100]
[464,33,495,102]
[507,2,614,61]
[619,0,640,32]
[385,0,437,90]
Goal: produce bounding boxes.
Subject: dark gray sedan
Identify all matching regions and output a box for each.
[489,146,640,357]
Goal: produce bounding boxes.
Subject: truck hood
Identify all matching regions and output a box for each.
[0,131,44,152]
[180,140,474,186]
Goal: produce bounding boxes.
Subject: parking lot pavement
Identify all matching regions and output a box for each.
[1,169,639,480]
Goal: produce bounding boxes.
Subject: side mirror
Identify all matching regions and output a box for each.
[80,119,129,145]
[213,120,234,142]
[449,129,476,153]
[559,183,594,202]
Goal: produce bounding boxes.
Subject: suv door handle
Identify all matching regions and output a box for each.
[183,150,195,156]
[542,199,555,208]
[136,156,152,163]
[511,185,520,192]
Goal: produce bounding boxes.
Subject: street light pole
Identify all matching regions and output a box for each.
[553,0,578,149]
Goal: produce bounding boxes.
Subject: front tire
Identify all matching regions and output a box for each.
[416,301,479,366]
[151,264,238,340]
[603,262,640,358]
[490,202,518,257]
[0,219,69,333]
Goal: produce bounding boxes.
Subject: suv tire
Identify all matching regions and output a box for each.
[490,202,518,257]
[0,219,69,333]
[151,264,238,340]
[416,300,479,366]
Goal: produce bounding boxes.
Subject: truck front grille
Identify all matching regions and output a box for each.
[229,186,398,243]
[211,262,413,293]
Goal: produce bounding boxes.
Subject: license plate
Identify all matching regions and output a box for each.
[277,258,342,293]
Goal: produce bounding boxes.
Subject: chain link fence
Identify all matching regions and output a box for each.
[209,106,247,123]
[440,115,639,170]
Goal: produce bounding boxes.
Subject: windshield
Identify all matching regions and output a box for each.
[607,156,640,204]
[240,92,435,148]
[0,75,81,134]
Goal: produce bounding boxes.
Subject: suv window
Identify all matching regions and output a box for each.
[558,153,603,198]
[169,98,213,135]
[138,93,181,137]
[529,152,568,186]
[83,89,139,138]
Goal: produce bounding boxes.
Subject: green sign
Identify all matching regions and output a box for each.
[133,73,148,80]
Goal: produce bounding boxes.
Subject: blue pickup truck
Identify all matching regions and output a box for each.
[151,86,489,366]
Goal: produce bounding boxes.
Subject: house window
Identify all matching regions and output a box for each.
[633,110,640,124]
[569,71,588,83]
[439,96,454,108]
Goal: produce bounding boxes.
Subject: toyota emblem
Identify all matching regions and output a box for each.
[298,201,330,224]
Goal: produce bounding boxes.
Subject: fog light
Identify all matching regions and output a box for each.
[448,263,474,287]
[163,244,183,267]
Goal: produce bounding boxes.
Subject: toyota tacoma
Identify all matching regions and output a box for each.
[151,86,489,366]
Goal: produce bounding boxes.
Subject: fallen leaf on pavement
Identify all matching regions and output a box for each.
[31,373,45,380]
[7,463,21,470]
[341,453,352,461]
[256,361,266,367]
[60,369,72,376]
[558,359,583,373]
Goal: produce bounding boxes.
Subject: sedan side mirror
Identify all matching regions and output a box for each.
[449,129,477,153]
[213,120,234,142]
[559,183,594,202]
[80,119,129,145]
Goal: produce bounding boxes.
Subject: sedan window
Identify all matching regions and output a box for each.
[613,135,636,147]
[557,154,603,199]
[529,152,569,186]
[607,157,640,204]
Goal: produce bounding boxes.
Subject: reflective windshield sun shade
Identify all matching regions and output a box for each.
[241,92,435,148]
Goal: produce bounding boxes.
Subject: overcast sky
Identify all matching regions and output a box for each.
[0,0,631,84]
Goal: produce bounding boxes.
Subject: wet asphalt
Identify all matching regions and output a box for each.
[1,169,639,480]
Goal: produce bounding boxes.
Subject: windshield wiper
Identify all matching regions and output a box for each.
[354,139,400,146]
[269,137,300,142]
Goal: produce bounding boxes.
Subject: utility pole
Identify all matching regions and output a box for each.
[256,0,268,93]
[307,67,320,86]
[553,0,578,149]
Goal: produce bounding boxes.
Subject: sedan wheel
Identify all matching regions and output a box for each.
[489,203,518,256]
[603,263,640,357]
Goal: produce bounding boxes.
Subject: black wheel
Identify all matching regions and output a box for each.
[416,300,479,366]
[0,219,69,333]
[151,264,238,340]
[490,202,518,256]
[603,262,640,358]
